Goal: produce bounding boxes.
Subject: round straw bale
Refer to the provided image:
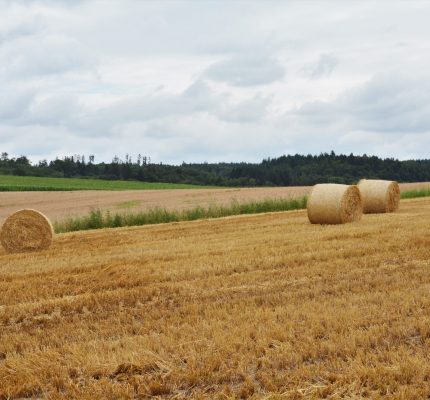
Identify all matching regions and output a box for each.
[307,184,362,224]
[0,209,54,254]
[357,179,400,214]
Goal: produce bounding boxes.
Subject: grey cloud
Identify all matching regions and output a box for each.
[0,2,45,44]
[181,79,225,112]
[335,73,430,133]
[0,22,43,45]
[10,77,269,141]
[87,82,268,135]
[215,94,271,123]
[205,54,285,86]
[181,80,270,123]
[0,34,96,80]
[28,93,81,125]
[302,54,338,79]
[61,2,289,57]
[281,72,430,157]
[0,87,36,121]
[120,113,281,164]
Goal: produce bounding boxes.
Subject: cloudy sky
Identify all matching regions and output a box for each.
[1,1,430,164]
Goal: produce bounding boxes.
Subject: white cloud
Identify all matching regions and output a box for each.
[1,1,430,163]
[205,54,285,86]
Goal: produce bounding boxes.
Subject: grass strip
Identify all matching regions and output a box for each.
[54,188,430,233]
[54,197,308,233]
[401,188,430,199]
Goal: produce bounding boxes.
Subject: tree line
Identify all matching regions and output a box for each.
[1,151,430,186]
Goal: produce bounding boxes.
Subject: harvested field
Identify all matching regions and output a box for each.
[1,197,430,398]
[1,183,429,223]
[0,187,310,223]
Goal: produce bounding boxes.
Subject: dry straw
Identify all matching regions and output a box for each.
[0,209,54,254]
[307,184,362,224]
[358,179,400,214]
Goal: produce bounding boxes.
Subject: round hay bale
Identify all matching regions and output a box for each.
[307,184,362,224]
[0,209,54,254]
[357,179,400,214]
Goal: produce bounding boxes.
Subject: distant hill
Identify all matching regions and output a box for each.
[1,151,430,187]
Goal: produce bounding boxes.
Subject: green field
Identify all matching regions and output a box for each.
[0,175,209,191]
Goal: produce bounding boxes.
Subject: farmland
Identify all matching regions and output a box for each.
[1,182,429,225]
[0,175,205,192]
[1,197,430,398]
[0,187,311,222]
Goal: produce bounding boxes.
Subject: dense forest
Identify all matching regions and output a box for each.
[1,151,430,186]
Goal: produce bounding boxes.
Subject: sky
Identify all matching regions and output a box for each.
[1,0,430,164]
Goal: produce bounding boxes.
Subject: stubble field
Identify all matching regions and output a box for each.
[1,197,430,398]
[0,187,311,222]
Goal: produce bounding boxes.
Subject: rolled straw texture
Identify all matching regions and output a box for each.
[307,184,362,224]
[0,209,54,254]
[358,179,400,214]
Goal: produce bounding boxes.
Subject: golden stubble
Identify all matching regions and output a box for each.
[1,198,430,398]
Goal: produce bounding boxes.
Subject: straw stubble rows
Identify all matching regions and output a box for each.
[1,198,430,398]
